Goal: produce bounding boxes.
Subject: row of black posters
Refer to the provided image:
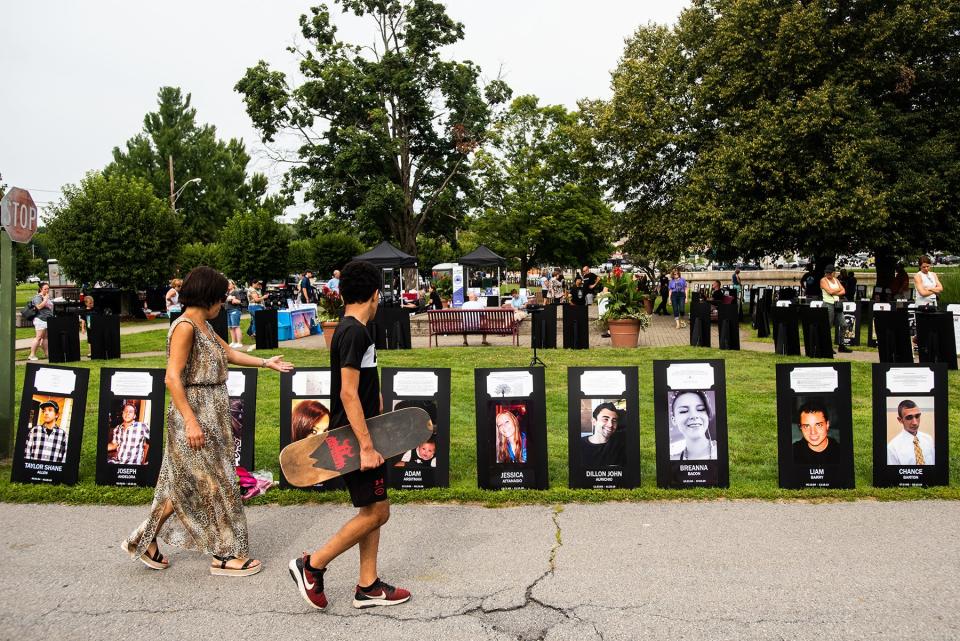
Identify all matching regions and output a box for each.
[11,362,952,490]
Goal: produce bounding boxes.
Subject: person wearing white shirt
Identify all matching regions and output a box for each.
[887,399,935,465]
[460,292,488,345]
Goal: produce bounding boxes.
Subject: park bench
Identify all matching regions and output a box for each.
[427,308,521,346]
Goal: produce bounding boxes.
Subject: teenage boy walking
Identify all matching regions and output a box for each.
[289,260,410,611]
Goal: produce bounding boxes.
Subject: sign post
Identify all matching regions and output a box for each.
[1,187,39,458]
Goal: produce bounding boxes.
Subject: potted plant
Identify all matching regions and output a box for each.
[317,285,343,348]
[435,275,453,307]
[596,273,651,347]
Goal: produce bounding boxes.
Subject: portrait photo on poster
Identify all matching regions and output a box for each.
[23,394,73,464]
[792,395,842,465]
[392,399,438,469]
[105,398,152,466]
[667,390,718,461]
[885,396,935,466]
[579,398,626,467]
[491,400,530,465]
[289,398,331,444]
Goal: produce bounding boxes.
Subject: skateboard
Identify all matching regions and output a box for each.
[279,407,434,487]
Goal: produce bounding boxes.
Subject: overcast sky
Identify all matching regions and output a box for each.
[2,0,689,217]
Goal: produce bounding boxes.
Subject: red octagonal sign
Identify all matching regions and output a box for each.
[0,187,38,244]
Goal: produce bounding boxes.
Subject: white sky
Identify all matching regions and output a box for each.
[2,0,689,218]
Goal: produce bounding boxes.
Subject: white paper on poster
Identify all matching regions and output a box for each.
[809,300,824,309]
[776,301,792,308]
[110,371,153,396]
[843,302,856,312]
[666,363,715,390]
[393,371,439,397]
[486,371,533,398]
[950,305,960,355]
[789,367,838,393]
[886,367,935,394]
[579,370,627,396]
[34,368,77,395]
[293,370,330,396]
[227,371,246,397]
[873,303,892,311]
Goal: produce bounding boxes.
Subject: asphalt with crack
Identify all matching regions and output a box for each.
[1,501,958,641]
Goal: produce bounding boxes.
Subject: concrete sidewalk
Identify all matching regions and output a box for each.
[1,500,956,640]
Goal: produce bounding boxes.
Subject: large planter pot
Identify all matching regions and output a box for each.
[321,321,339,348]
[608,318,642,347]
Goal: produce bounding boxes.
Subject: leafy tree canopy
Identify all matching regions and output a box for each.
[46,173,181,290]
[235,0,511,261]
[219,209,290,284]
[471,95,612,278]
[106,87,283,244]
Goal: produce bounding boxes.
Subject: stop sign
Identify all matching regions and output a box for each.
[0,187,39,244]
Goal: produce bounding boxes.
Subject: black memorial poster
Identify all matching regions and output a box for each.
[653,360,730,489]
[566,367,640,489]
[872,364,948,488]
[382,367,451,489]
[11,363,90,485]
[227,368,258,471]
[95,368,165,487]
[776,363,854,489]
[475,368,548,490]
[279,368,343,491]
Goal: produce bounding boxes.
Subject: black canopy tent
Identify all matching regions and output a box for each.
[458,245,506,298]
[353,241,418,301]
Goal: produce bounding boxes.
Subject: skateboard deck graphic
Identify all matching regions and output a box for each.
[279,407,433,487]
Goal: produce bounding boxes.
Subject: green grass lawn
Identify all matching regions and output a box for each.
[2,345,958,505]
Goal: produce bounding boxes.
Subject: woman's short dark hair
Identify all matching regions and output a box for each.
[339,260,381,304]
[179,266,229,309]
[38,281,49,291]
[919,255,932,267]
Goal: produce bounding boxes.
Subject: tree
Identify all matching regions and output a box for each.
[219,210,290,283]
[46,173,181,290]
[471,95,612,278]
[598,0,960,283]
[311,233,365,279]
[287,239,314,274]
[106,87,279,244]
[235,0,511,272]
[179,242,224,274]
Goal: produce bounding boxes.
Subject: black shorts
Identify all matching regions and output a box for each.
[343,462,388,508]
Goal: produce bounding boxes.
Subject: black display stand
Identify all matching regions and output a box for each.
[861,300,875,346]
[531,303,557,349]
[254,309,279,350]
[754,288,772,337]
[95,368,166,487]
[916,311,958,369]
[562,304,589,350]
[47,315,81,363]
[689,301,712,347]
[371,306,412,350]
[772,303,801,356]
[838,301,861,347]
[717,302,740,350]
[799,305,833,359]
[88,314,121,360]
[874,308,913,364]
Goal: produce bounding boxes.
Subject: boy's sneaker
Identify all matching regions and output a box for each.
[288,554,327,610]
[353,578,410,609]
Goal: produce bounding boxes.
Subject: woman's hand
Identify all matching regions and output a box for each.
[264,355,294,373]
[186,417,205,450]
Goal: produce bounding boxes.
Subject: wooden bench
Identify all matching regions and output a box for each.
[427,308,521,346]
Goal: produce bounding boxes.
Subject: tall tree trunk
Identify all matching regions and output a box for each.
[519,255,530,294]
[873,248,897,290]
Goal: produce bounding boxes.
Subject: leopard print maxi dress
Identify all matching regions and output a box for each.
[125,316,249,560]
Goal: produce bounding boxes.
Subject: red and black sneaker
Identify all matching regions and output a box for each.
[288,554,327,611]
[353,578,411,609]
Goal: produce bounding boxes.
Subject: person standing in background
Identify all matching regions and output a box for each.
[669,268,687,329]
[914,255,943,309]
[225,280,244,349]
[245,280,264,350]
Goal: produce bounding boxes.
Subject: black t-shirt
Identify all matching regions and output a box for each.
[569,285,588,305]
[792,437,842,464]
[330,316,380,431]
[581,433,625,467]
[429,291,443,310]
[299,277,315,302]
[582,272,599,290]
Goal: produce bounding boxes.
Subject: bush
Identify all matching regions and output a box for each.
[179,242,223,274]
[219,209,289,283]
[311,233,366,279]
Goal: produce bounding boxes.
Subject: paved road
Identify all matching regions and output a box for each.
[1,500,956,640]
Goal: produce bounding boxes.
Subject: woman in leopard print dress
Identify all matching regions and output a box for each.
[122,266,293,576]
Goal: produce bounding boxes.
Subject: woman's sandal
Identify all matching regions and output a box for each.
[210,555,262,577]
[122,538,169,570]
